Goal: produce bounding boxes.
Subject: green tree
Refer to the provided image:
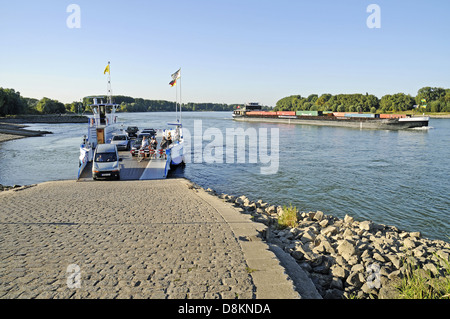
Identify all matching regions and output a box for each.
[303,102,313,111]
[430,101,441,113]
[316,93,332,106]
[22,97,39,114]
[415,87,446,105]
[0,88,27,116]
[36,97,66,114]
[380,93,414,112]
[307,94,318,103]
[337,105,345,112]
[65,102,82,113]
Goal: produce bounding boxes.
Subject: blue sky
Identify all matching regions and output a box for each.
[1,0,449,106]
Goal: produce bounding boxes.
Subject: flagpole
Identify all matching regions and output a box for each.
[170,68,181,122]
[176,79,178,120]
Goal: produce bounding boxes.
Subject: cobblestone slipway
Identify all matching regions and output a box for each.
[0,179,304,299]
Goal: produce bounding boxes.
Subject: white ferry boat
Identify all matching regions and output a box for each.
[77,64,185,180]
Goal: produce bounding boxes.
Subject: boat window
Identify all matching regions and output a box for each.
[95,152,117,162]
[113,135,127,140]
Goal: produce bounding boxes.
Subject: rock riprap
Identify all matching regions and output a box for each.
[212,191,450,299]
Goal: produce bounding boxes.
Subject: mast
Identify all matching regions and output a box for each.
[106,61,113,104]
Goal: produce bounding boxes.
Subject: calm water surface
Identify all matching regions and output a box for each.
[0,112,448,241]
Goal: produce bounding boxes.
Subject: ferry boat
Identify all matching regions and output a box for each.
[233,103,429,130]
[77,64,185,180]
[77,99,185,181]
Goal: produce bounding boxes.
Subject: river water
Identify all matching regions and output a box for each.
[0,112,448,241]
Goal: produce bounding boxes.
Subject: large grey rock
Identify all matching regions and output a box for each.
[403,238,417,249]
[343,228,354,239]
[330,264,348,278]
[359,220,373,231]
[313,211,324,222]
[321,226,338,237]
[319,219,329,228]
[266,205,277,215]
[351,264,365,273]
[346,271,364,288]
[385,254,402,269]
[301,229,316,243]
[373,252,386,263]
[337,239,358,261]
[378,281,401,299]
[344,214,354,225]
[235,196,246,205]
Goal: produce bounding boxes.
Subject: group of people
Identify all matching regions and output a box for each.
[140,135,157,150]
[139,133,173,159]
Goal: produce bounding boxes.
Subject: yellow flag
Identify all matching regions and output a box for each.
[104,64,110,75]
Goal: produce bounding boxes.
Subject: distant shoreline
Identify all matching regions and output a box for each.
[0,113,88,124]
[428,114,450,118]
[0,114,88,143]
[0,133,25,143]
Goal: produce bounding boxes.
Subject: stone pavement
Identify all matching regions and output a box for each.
[0,179,303,299]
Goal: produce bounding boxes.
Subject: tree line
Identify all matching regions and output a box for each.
[274,87,450,113]
[0,88,67,116]
[84,95,243,113]
[0,88,247,116]
[3,86,450,117]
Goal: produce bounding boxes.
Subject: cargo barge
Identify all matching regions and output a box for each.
[232,103,429,130]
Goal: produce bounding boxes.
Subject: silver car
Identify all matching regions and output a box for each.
[92,144,122,180]
[110,134,130,151]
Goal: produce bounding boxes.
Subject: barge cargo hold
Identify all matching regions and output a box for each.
[232,104,429,130]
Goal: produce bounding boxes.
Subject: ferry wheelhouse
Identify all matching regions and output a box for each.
[78,98,123,178]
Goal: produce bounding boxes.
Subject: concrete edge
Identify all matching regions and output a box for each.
[267,244,322,299]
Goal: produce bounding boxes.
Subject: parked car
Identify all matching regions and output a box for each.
[125,126,139,138]
[110,134,130,151]
[92,144,121,180]
[130,138,143,156]
[137,132,151,141]
[139,128,156,137]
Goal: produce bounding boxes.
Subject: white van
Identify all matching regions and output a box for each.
[92,144,121,180]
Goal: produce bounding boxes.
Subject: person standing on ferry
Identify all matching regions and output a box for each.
[141,136,149,157]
